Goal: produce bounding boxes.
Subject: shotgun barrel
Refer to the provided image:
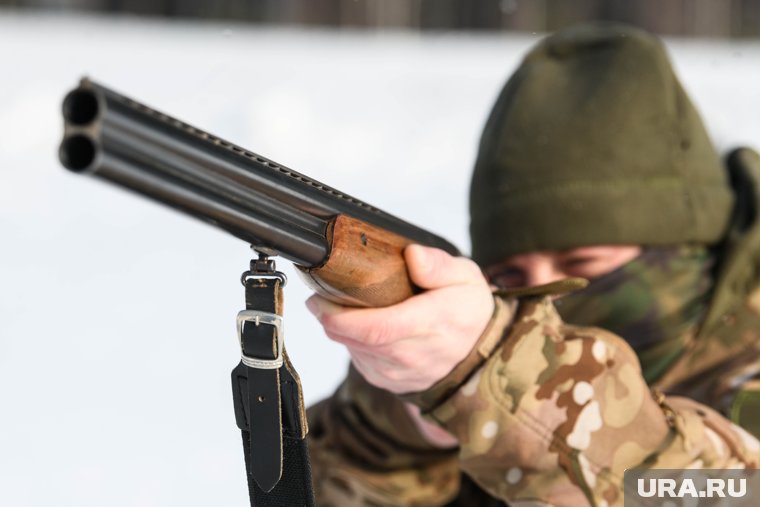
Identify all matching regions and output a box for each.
[59,78,459,268]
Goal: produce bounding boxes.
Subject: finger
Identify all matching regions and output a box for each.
[319,324,380,353]
[305,294,341,318]
[306,293,427,346]
[405,244,485,290]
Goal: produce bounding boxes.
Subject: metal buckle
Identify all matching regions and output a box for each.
[240,270,287,287]
[237,310,284,370]
[240,252,288,287]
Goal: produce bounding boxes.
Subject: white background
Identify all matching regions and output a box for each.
[0,12,758,506]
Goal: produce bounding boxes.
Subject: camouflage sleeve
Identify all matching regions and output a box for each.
[705,355,760,439]
[406,296,760,507]
[306,296,515,507]
[307,366,461,507]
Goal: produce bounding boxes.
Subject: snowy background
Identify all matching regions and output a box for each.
[0,12,758,506]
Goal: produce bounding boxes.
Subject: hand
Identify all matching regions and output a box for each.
[305,244,494,394]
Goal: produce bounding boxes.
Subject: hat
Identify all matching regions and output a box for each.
[469,23,734,266]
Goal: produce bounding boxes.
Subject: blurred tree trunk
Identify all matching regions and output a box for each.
[10,0,760,37]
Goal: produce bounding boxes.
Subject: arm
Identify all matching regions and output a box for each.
[306,367,463,507]
[307,246,760,506]
[305,245,501,506]
[408,297,760,506]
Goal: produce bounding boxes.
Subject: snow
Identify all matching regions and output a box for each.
[0,11,758,506]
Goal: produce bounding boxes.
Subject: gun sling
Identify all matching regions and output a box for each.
[231,257,315,506]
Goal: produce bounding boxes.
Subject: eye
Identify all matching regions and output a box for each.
[560,256,593,269]
[487,267,525,288]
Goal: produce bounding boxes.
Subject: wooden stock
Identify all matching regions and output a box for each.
[297,214,415,307]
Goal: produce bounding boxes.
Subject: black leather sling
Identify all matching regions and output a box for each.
[231,256,315,506]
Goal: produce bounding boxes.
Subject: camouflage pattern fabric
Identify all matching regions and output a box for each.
[654,284,760,439]
[307,297,516,507]
[554,245,715,384]
[732,381,760,437]
[307,293,760,507]
[307,366,462,507]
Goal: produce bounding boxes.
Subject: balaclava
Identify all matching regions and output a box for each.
[554,246,715,383]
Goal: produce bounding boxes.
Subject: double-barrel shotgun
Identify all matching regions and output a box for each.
[58,78,459,307]
[59,79,465,504]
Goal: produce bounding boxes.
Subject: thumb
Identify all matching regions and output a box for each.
[405,244,485,290]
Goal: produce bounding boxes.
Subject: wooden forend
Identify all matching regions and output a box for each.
[297,214,415,307]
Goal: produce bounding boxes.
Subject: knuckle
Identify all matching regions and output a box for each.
[378,343,405,365]
[324,330,346,344]
[430,247,450,274]
[318,313,340,334]
[395,351,417,369]
[364,319,391,346]
[419,252,441,282]
[460,257,485,280]
[378,364,402,383]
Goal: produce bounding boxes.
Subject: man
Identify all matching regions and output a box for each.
[306,24,760,506]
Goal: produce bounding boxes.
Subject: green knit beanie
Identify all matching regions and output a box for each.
[469,23,734,266]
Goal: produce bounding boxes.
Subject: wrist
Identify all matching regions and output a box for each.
[403,402,459,449]
[401,295,517,412]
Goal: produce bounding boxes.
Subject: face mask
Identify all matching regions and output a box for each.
[554,246,714,383]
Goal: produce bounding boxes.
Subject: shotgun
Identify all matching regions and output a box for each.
[58,78,460,307]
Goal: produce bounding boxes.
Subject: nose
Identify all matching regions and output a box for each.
[523,259,566,287]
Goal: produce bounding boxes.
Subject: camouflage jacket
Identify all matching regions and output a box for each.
[306,149,760,506]
[307,294,760,507]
